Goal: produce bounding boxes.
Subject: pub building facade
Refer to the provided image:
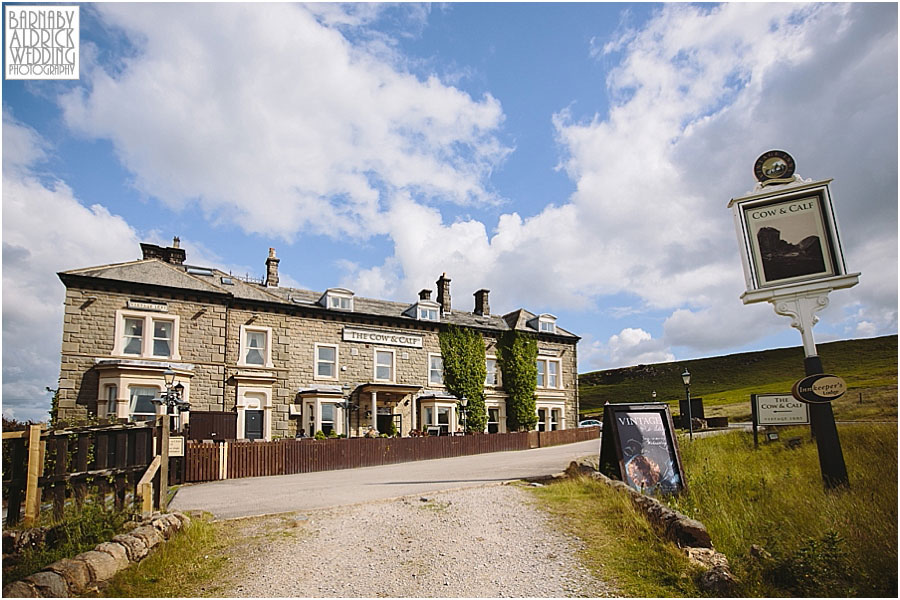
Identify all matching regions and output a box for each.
[56,240,580,440]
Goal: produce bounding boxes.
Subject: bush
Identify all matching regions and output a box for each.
[313,430,326,440]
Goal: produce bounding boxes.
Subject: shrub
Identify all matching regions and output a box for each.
[497,330,538,431]
[313,430,326,440]
[438,324,487,432]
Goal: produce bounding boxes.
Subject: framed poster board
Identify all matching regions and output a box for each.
[729,180,851,294]
[599,403,686,495]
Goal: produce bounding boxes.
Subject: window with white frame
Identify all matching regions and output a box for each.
[487,407,500,433]
[115,311,180,359]
[428,354,444,386]
[419,305,439,321]
[485,357,498,386]
[539,319,556,333]
[239,325,272,367]
[322,288,354,311]
[375,349,394,382]
[536,358,562,389]
[321,402,336,435]
[550,408,561,431]
[315,344,339,379]
[536,407,548,432]
[105,385,118,418]
[129,386,159,422]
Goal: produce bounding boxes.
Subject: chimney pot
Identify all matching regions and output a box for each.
[266,248,280,287]
[474,289,490,316]
[173,236,180,248]
[436,273,451,314]
[419,289,432,301]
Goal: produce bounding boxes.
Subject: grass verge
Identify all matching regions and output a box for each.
[666,423,897,597]
[88,513,230,597]
[3,504,131,583]
[529,478,704,597]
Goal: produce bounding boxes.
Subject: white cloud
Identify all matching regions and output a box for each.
[2,114,141,422]
[347,3,897,359]
[581,327,675,370]
[61,4,509,242]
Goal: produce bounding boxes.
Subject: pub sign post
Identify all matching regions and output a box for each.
[729,151,859,488]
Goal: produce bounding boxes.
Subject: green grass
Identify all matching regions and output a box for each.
[530,479,704,597]
[3,504,131,583]
[90,513,230,597]
[666,424,898,597]
[579,335,897,415]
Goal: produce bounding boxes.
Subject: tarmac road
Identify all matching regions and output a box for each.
[169,438,600,519]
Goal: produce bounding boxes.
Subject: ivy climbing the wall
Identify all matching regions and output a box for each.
[438,324,487,433]
[497,330,538,431]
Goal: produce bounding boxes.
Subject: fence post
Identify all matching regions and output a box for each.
[23,425,44,527]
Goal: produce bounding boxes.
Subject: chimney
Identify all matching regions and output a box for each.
[436,273,451,314]
[265,247,280,287]
[140,239,185,265]
[418,289,432,301]
[474,289,490,316]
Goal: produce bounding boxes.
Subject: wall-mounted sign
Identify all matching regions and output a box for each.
[752,394,810,425]
[168,436,184,457]
[729,180,850,294]
[753,150,796,184]
[792,374,847,404]
[343,327,423,348]
[127,299,168,312]
[599,403,685,495]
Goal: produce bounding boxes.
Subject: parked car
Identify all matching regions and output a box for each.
[578,419,602,429]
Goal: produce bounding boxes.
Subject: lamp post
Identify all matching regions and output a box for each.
[651,390,657,400]
[460,397,468,434]
[151,368,190,512]
[681,369,693,440]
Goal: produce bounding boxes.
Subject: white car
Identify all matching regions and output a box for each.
[578,419,602,429]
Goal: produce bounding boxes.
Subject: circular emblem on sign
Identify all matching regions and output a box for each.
[791,374,847,404]
[754,150,796,183]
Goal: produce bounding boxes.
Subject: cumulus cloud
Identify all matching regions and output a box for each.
[580,327,675,370]
[60,3,509,241]
[2,113,142,421]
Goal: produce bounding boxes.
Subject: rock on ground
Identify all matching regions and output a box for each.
[219,485,616,598]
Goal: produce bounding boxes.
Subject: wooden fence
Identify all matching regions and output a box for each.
[184,426,601,483]
[3,422,159,526]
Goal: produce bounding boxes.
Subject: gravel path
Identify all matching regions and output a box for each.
[218,484,616,598]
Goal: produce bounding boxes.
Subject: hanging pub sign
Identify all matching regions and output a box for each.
[792,374,847,404]
[599,403,686,495]
[728,152,858,301]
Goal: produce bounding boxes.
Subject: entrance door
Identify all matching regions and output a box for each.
[245,410,264,440]
[377,414,402,436]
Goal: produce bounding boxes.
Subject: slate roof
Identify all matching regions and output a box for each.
[59,258,578,340]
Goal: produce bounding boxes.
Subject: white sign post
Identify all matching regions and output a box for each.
[730,152,858,488]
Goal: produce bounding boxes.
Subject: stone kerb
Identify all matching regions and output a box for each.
[564,460,737,595]
[3,512,191,598]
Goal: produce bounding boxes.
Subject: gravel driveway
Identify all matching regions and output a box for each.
[216,484,616,598]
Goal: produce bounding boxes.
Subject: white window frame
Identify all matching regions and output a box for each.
[315,343,340,381]
[418,304,439,321]
[113,309,181,360]
[105,384,118,419]
[539,318,556,333]
[550,408,561,431]
[485,356,498,387]
[238,324,273,368]
[128,385,161,422]
[536,407,548,432]
[323,288,354,312]
[536,358,563,390]
[428,353,444,386]
[374,348,396,383]
[535,400,566,431]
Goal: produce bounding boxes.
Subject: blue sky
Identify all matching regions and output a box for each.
[3,2,897,422]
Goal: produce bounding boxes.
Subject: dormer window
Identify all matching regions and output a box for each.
[320,288,354,311]
[528,313,557,334]
[405,299,441,322]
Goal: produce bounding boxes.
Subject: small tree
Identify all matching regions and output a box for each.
[498,330,538,431]
[438,324,487,433]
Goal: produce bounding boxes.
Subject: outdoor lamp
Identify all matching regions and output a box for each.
[681,369,691,387]
[651,390,657,399]
[681,369,693,440]
[174,382,185,397]
[164,367,176,388]
[461,397,469,408]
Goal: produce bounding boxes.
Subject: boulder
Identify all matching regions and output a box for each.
[170,511,191,529]
[111,534,149,562]
[3,580,39,597]
[45,558,92,594]
[74,550,119,583]
[697,565,738,595]
[23,570,68,597]
[95,542,130,570]
[130,525,163,550]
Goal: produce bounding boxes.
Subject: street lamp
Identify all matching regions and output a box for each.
[651,390,657,400]
[682,368,693,440]
[153,368,190,433]
[460,397,469,434]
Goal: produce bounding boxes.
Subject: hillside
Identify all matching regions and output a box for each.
[578,334,897,415]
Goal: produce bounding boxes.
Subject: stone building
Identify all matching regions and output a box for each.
[56,240,580,440]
